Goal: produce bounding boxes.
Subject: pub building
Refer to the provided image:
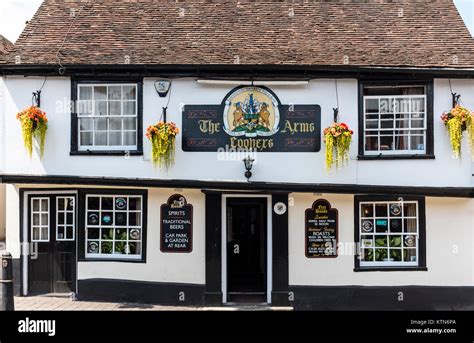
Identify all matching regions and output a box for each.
[0,0,473,310]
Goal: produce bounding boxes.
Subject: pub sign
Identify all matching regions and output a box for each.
[182,86,321,152]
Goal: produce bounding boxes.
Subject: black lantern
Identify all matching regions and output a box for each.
[243,155,254,181]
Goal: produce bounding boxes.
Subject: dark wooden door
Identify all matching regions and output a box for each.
[227,198,267,303]
[28,194,76,294]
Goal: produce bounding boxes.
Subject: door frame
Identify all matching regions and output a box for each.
[221,194,272,304]
[21,190,78,296]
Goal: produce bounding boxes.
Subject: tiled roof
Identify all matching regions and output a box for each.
[2,0,474,68]
[0,35,14,55]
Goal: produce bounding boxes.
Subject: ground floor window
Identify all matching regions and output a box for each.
[82,191,147,261]
[355,195,426,270]
[31,197,50,242]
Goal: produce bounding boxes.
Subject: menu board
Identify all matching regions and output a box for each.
[305,199,338,258]
[160,194,193,253]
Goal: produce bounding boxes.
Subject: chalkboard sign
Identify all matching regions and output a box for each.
[305,199,338,258]
[160,194,193,253]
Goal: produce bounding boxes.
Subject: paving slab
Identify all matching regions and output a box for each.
[13,296,293,311]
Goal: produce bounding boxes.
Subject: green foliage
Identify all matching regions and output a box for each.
[390,236,401,247]
[446,116,464,159]
[441,106,474,159]
[16,106,48,158]
[37,120,47,157]
[151,134,176,170]
[323,122,353,170]
[19,116,34,158]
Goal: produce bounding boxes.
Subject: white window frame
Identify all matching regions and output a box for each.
[359,200,419,268]
[363,93,427,155]
[31,197,50,242]
[56,196,75,241]
[85,194,143,260]
[77,83,138,151]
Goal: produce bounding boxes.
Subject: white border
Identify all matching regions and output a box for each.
[359,200,419,267]
[77,83,138,151]
[56,196,76,241]
[221,194,272,304]
[84,194,143,260]
[30,197,50,242]
[363,94,427,155]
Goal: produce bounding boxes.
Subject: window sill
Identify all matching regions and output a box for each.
[354,267,427,272]
[79,258,145,263]
[70,150,143,156]
[357,154,435,160]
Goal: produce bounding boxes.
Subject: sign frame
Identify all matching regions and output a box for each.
[160,194,193,253]
[182,85,321,152]
[305,199,338,258]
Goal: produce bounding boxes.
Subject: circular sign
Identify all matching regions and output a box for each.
[129,229,140,240]
[404,235,415,247]
[102,215,112,225]
[390,219,400,230]
[362,220,373,232]
[390,204,402,216]
[223,86,280,138]
[88,213,99,225]
[115,198,127,210]
[273,202,287,215]
[116,213,126,225]
[88,242,99,253]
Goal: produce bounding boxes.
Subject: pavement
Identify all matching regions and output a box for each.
[14,295,293,311]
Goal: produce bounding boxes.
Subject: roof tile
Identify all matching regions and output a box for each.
[2,0,474,68]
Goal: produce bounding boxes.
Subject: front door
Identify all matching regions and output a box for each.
[28,194,76,294]
[226,198,267,303]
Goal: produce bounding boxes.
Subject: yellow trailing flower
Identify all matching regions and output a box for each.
[441,105,474,159]
[16,105,48,158]
[146,121,179,170]
[323,121,353,170]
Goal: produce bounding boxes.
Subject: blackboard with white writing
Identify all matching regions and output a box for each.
[160,194,193,253]
[305,199,338,258]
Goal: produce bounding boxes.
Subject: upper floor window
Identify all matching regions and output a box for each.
[360,83,433,158]
[71,81,143,155]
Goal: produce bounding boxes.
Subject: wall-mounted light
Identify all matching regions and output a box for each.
[243,155,255,182]
[154,80,171,97]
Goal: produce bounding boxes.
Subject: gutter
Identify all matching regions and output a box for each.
[2,64,474,78]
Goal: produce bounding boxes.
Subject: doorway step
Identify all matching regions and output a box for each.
[206,304,293,311]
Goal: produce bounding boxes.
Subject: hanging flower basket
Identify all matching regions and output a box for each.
[146,121,179,170]
[323,122,353,170]
[16,105,48,158]
[440,105,474,159]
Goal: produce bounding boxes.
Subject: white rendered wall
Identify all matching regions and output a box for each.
[4,184,206,285]
[5,185,473,287]
[0,78,6,241]
[77,188,205,285]
[1,77,473,187]
[289,193,474,286]
[0,184,5,241]
[5,184,20,257]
